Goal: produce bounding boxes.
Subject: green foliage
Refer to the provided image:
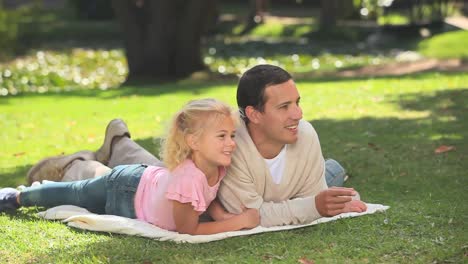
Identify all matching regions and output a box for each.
[0,6,20,58]
[0,49,127,96]
[68,0,113,20]
[418,30,468,59]
[205,48,391,76]
[0,72,467,263]
[233,20,316,38]
[0,3,51,59]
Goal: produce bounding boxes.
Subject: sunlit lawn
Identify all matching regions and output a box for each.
[1,72,467,263]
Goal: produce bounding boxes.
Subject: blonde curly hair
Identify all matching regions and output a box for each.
[160,98,238,171]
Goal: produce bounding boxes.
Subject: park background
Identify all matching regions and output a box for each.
[0,0,467,263]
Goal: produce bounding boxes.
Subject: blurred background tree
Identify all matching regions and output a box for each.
[110,0,208,82]
[0,0,466,91]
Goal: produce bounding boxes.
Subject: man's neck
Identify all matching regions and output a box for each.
[247,124,285,159]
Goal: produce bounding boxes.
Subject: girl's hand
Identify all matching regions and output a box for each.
[174,201,259,235]
[207,199,236,221]
[239,208,260,229]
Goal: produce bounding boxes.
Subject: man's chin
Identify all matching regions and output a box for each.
[284,136,299,144]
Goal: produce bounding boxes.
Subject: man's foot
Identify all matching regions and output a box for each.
[95,119,131,165]
[0,188,20,211]
[27,151,96,184]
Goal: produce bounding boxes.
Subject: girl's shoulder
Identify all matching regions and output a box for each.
[172,159,205,180]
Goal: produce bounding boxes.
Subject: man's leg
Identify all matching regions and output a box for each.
[107,137,164,168]
[324,159,348,187]
[62,160,111,181]
[27,119,163,183]
[96,119,164,168]
[27,151,96,184]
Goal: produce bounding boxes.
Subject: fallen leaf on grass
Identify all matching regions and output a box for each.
[298,257,315,264]
[368,142,380,150]
[87,134,96,143]
[434,145,455,154]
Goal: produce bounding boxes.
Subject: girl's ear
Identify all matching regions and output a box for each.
[186,134,199,151]
[245,106,261,124]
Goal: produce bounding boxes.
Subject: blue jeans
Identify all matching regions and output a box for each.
[20,164,147,218]
[325,159,347,187]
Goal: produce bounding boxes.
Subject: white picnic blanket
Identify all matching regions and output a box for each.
[37,203,389,243]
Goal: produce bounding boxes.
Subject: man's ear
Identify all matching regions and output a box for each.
[186,134,199,151]
[245,106,261,124]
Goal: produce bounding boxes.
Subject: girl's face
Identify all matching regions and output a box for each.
[190,115,237,170]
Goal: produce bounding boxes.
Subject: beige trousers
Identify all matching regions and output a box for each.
[63,137,164,181]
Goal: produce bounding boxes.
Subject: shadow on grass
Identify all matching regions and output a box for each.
[316,88,467,202]
[21,229,275,263]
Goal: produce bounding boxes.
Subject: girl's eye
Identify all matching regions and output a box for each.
[230,134,236,139]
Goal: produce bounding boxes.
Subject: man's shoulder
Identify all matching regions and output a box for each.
[298,119,318,139]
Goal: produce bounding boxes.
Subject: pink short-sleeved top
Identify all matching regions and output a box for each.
[134,159,225,231]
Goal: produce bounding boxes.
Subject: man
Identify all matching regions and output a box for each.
[26,64,366,226]
[217,65,366,227]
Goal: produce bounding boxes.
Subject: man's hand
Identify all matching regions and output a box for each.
[343,200,367,213]
[315,187,362,217]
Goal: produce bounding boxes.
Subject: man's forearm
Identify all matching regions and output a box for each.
[259,196,321,227]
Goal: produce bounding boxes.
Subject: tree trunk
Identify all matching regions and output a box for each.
[339,0,357,19]
[111,0,207,81]
[320,0,337,30]
[248,0,269,24]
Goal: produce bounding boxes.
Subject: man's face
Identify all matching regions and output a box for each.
[255,79,303,148]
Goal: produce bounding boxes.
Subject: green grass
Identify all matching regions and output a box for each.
[418,30,468,59]
[1,72,467,263]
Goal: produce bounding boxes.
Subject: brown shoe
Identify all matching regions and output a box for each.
[27,151,96,184]
[95,119,131,165]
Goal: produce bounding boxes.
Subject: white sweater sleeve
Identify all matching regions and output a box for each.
[259,196,322,227]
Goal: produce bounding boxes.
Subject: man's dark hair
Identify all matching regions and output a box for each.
[237,64,292,123]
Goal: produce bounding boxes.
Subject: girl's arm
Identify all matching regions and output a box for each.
[207,198,235,221]
[172,201,260,235]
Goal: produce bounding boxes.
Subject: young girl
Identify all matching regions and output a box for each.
[0,98,260,235]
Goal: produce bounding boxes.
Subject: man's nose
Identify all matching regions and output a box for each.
[291,104,303,120]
